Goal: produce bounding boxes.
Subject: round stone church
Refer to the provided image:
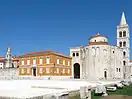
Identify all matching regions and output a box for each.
[70,12,132,80]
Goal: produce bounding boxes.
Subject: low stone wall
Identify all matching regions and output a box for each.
[0,68,19,76]
[0,68,72,80]
[0,96,44,99]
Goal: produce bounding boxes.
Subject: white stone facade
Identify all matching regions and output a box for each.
[70,12,131,80]
[117,12,131,78]
[0,62,4,69]
[71,43,124,80]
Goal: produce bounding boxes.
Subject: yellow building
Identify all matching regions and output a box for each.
[19,50,72,77]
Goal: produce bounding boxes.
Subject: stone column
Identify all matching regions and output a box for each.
[80,86,86,99]
[87,86,91,99]
[80,86,92,99]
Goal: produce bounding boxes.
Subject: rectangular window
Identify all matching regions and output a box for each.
[123,31,126,37]
[27,59,30,65]
[63,60,65,65]
[54,68,56,73]
[40,68,43,73]
[46,57,50,64]
[39,57,43,64]
[68,61,70,66]
[27,68,30,73]
[33,58,36,65]
[116,68,118,72]
[119,68,121,72]
[123,61,126,66]
[57,68,59,73]
[63,69,65,73]
[57,57,60,64]
[119,31,122,37]
[22,58,24,65]
[46,68,50,73]
[22,68,24,74]
[68,69,70,74]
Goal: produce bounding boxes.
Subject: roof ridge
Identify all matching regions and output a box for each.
[51,51,71,58]
[23,50,54,55]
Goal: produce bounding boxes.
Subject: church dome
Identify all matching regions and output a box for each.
[89,33,108,45]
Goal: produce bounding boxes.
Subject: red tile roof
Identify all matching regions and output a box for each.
[130,60,132,63]
[12,56,19,61]
[53,52,71,58]
[94,33,101,37]
[89,33,108,40]
[0,59,5,62]
[19,50,71,58]
[29,50,53,54]
[89,42,108,45]
[21,50,53,56]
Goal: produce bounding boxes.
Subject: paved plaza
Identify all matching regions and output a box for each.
[0,79,122,98]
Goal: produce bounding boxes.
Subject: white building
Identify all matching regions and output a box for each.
[70,11,131,80]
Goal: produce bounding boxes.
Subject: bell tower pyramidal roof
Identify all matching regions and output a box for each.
[120,11,127,26]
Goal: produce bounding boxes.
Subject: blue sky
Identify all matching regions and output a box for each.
[0,0,132,58]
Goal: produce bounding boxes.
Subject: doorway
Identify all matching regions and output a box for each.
[104,71,107,79]
[74,63,80,79]
[33,67,36,76]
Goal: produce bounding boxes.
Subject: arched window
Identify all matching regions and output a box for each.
[123,51,126,57]
[119,42,122,47]
[116,68,118,72]
[96,47,100,56]
[72,53,75,57]
[76,53,79,56]
[123,31,126,37]
[119,31,122,37]
[112,49,115,54]
[104,71,107,79]
[123,61,126,66]
[123,41,126,47]
[103,49,107,56]
[119,68,121,72]
[92,47,96,56]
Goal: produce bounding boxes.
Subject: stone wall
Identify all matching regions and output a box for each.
[0,68,19,77]
[0,68,72,80]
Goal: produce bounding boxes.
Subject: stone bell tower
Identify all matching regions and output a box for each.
[117,11,130,78]
[5,45,13,68]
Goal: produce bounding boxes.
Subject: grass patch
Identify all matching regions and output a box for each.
[91,91,102,99]
[69,94,80,99]
[107,84,132,96]
[69,84,132,99]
